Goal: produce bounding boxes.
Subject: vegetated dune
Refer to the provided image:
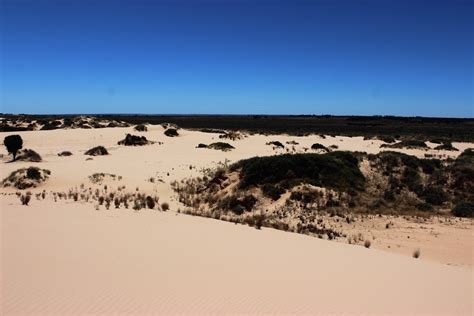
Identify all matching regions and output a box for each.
[0,124,473,315]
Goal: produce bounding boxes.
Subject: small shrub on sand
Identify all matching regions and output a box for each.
[134,124,147,132]
[196,143,208,148]
[266,141,284,148]
[118,134,151,146]
[364,240,371,248]
[146,196,155,209]
[434,142,458,151]
[20,193,31,205]
[208,142,235,151]
[311,143,329,152]
[2,167,51,189]
[164,128,179,137]
[85,146,108,156]
[413,249,421,259]
[452,202,474,218]
[161,202,169,211]
[17,149,42,162]
[58,151,73,156]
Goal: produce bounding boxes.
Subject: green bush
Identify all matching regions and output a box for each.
[232,152,365,192]
[452,202,474,218]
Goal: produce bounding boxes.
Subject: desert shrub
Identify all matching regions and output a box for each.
[196,143,208,148]
[364,240,371,248]
[383,189,396,201]
[419,186,447,205]
[208,142,235,151]
[232,152,365,192]
[16,149,42,162]
[26,167,41,180]
[3,134,23,161]
[416,202,433,212]
[266,141,284,148]
[20,193,31,205]
[261,183,285,200]
[379,135,396,143]
[311,143,329,152]
[58,151,73,156]
[134,124,147,132]
[161,202,169,211]
[452,202,474,218]
[146,196,155,209]
[413,249,421,259]
[85,146,108,156]
[219,194,257,214]
[118,134,150,146]
[164,128,179,137]
[381,139,428,149]
[2,167,50,189]
[434,142,458,151]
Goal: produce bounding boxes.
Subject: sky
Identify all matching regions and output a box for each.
[0,0,473,117]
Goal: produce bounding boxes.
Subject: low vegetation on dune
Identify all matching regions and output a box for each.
[85,146,109,156]
[88,173,122,184]
[134,124,148,132]
[164,128,179,137]
[218,131,245,141]
[434,142,458,151]
[58,151,73,156]
[207,142,235,151]
[117,134,153,146]
[2,167,51,189]
[172,149,474,240]
[266,141,284,148]
[311,143,330,152]
[16,149,42,162]
[380,139,428,150]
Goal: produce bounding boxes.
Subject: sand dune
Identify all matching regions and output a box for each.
[2,197,472,315]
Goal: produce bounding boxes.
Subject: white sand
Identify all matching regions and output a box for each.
[1,125,473,315]
[2,198,472,315]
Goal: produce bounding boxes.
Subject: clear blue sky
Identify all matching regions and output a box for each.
[1,0,473,117]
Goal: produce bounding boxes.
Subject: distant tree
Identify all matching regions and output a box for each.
[4,135,23,161]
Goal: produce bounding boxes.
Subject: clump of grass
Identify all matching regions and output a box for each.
[207,142,235,151]
[146,196,155,209]
[84,146,108,156]
[266,141,284,148]
[164,128,179,137]
[58,151,73,156]
[311,143,329,152]
[161,202,169,211]
[413,249,421,259]
[20,193,31,205]
[364,240,371,248]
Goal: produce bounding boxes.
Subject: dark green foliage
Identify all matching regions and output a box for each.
[134,124,147,132]
[416,202,433,212]
[118,134,150,146]
[381,139,428,149]
[219,194,257,214]
[145,196,155,209]
[233,152,365,192]
[311,143,329,152]
[261,183,285,200]
[452,202,474,218]
[208,142,235,151]
[4,134,23,160]
[419,186,447,205]
[26,167,41,180]
[266,141,284,148]
[383,189,396,201]
[434,142,458,151]
[164,128,179,137]
[84,146,109,156]
[58,151,73,156]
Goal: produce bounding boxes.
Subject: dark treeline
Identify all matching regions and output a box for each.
[2,114,474,141]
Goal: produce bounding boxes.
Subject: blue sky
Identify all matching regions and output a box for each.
[1,0,473,117]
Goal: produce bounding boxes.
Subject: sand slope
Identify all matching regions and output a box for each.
[1,198,472,315]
